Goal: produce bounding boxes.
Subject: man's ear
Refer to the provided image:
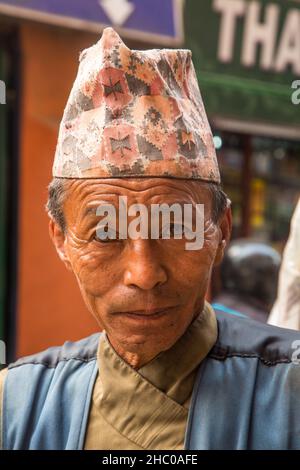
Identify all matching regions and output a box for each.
[48,218,73,271]
[213,200,232,267]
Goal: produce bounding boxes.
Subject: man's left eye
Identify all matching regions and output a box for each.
[161,223,184,238]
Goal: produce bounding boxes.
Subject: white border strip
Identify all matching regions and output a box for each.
[0,0,185,45]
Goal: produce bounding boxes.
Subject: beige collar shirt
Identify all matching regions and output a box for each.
[84,301,217,450]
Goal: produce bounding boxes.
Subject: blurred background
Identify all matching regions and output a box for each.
[0,0,299,361]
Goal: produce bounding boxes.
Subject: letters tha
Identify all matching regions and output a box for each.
[214,0,300,74]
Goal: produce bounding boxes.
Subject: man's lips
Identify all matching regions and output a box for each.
[113,305,177,318]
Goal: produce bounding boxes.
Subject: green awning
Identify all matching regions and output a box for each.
[185,0,300,135]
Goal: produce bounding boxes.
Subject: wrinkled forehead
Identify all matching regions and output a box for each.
[61,178,214,225]
[63,177,212,211]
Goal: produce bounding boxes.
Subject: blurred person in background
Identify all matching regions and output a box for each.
[268,197,300,330]
[213,239,281,323]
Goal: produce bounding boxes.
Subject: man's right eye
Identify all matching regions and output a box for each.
[94,228,119,243]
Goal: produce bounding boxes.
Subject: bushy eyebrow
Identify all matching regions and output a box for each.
[83,206,97,218]
[81,197,119,219]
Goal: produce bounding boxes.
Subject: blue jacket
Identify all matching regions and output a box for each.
[2,310,300,450]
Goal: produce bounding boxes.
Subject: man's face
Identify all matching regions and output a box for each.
[50,178,231,367]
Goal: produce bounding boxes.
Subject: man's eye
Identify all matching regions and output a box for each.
[94,227,119,243]
[161,224,184,238]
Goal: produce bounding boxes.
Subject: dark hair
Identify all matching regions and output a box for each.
[201,181,229,225]
[46,177,69,233]
[46,177,229,232]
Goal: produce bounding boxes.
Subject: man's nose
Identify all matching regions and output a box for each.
[123,239,168,290]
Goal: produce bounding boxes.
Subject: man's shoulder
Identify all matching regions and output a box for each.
[212,309,300,366]
[8,332,101,370]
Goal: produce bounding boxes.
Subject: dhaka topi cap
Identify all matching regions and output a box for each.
[53,27,220,183]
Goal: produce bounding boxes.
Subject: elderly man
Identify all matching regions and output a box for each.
[1,28,300,450]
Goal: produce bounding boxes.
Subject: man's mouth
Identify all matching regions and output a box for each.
[113,306,177,318]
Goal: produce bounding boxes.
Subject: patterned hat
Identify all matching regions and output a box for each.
[53,27,220,183]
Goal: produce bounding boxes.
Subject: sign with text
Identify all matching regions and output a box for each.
[185,0,300,133]
[0,0,184,45]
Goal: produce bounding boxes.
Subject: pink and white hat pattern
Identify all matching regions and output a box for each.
[53,27,220,183]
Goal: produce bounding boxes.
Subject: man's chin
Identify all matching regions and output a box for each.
[111,333,179,364]
[110,323,186,353]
